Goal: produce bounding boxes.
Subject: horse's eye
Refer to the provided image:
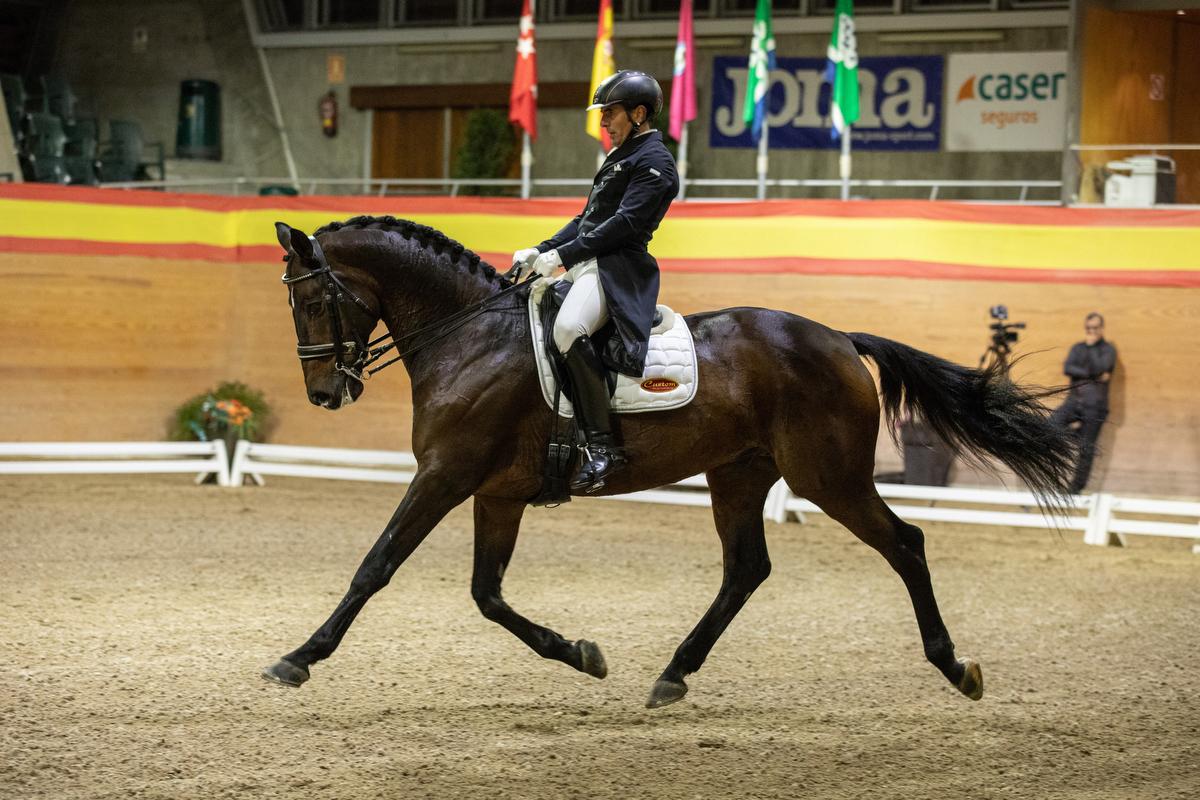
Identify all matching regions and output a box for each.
[305,300,323,319]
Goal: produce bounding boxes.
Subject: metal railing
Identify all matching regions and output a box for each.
[1069,144,1200,153]
[97,175,1063,203]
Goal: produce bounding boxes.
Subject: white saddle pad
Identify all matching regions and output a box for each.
[528,277,699,417]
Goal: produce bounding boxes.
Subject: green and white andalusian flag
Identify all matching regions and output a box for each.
[741,0,775,143]
[825,0,859,138]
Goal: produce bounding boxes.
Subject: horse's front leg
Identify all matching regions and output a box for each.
[262,469,472,687]
[471,495,607,678]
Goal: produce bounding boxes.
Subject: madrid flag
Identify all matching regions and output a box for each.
[509,0,538,139]
[587,0,615,151]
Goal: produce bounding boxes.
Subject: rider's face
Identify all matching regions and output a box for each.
[601,105,641,149]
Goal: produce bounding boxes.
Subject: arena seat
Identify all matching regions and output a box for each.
[39,75,78,122]
[98,119,164,182]
[63,117,99,185]
[18,111,68,183]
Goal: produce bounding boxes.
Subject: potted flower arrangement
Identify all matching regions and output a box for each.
[170,382,271,474]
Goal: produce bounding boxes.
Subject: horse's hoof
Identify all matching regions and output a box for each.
[645,679,688,709]
[576,639,608,679]
[261,658,309,687]
[956,657,983,701]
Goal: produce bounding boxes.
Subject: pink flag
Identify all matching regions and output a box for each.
[668,0,696,141]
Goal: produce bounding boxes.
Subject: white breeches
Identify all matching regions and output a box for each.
[552,259,610,355]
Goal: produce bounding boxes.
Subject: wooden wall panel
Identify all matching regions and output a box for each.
[1170,21,1200,204]
[1080,8,1175,146]
[2,252,1198,497]
[1078,8,1176,200]
[1079,9,1200,203]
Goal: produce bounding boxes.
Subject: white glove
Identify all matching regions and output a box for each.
[510,247,540,278]
[531,249,563,278]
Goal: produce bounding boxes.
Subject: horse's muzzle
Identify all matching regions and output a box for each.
[308,377,362,410]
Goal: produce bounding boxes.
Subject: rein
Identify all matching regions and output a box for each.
[283,236,529,383]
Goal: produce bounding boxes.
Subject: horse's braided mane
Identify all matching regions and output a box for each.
[314,215,510,285]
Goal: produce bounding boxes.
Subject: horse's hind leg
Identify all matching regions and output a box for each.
[646,456,779,709]
[471,495,607,679]
[810,486,983,701]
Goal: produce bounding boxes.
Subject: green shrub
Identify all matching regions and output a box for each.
[170,381,271,443]
[452,109,516,196]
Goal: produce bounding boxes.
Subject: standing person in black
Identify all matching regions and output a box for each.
[510,70,679,494]
[1050,312,1117,493]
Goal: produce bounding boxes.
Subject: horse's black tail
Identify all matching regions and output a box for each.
[847,331,1077,510]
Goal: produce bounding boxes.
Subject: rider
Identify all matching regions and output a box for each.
[512,70,680,493]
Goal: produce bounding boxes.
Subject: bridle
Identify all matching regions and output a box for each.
[282,235,385,384]
[282,234,531,384]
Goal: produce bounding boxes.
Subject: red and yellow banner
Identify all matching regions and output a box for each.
[2,184,1199,286]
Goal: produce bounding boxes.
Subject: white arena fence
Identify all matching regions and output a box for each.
[0,441,230,486]
[227,442,1200,554]
[2,441,1195,553]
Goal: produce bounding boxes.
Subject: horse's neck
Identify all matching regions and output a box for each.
[375,257,502,374]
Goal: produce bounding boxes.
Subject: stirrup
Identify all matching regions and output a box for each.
[570,445,627,493]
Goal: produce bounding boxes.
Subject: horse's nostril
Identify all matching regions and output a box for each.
[309,390,332,406]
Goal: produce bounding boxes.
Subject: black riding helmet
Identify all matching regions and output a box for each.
[586,70,664,125]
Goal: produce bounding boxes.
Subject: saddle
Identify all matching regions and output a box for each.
[526,277,698,507]
[528,278,698,418]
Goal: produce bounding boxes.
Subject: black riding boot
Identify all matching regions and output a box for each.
[563,335,626,493]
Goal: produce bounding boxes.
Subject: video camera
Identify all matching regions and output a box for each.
[988,304,1026,346]
[980,305,1027,368]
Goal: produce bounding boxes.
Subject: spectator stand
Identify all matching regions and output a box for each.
[1,72,162,187]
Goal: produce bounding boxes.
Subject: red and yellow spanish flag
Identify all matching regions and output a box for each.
[3,185,1199,287]
[587,0,615,151]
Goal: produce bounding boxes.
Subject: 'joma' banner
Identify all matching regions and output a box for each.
[710,54,943,150]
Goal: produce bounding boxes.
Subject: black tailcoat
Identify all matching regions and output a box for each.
[537,130,679,377]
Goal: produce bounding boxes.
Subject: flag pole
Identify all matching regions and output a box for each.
[521,131,532,199]
[678,123,689,200]
[756,123,769,201]
[839,124,851,200]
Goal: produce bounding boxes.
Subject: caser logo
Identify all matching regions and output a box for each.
[955,70,1065,103]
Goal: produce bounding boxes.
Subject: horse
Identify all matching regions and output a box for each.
[263,215,1076,709]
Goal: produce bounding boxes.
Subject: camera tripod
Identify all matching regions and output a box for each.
[978,337,1012,370]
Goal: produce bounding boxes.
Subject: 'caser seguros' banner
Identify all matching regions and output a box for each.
[945,51,1067,152]
[710,55,943,150]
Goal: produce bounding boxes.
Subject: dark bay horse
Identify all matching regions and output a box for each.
[264,215,1076,709]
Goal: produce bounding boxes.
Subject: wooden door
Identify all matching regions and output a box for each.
[372,109,444,180]
[372,107,519,183]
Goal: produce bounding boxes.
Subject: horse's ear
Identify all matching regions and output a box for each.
[275,222,293,254]
[288,227,314,261]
